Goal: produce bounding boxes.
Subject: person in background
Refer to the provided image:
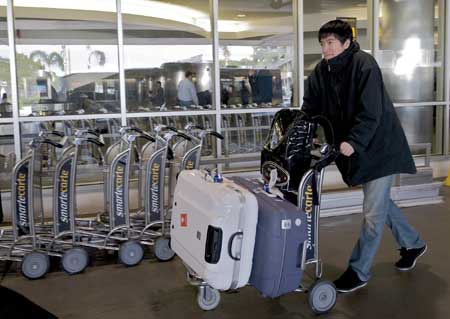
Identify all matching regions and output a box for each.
[221,85,230,106]
[150,81,165,107]
[301,19,427,293]
[0,93,7,104]
[177,71,198,108]
[240,80,250,105]
[0,93,10,116]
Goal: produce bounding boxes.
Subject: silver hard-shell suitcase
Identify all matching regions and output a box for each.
[170,170,258,291]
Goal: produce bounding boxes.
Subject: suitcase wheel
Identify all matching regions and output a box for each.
[197,286,221,311]
[308,280,337,314]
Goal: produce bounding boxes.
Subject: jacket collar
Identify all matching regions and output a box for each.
[322,41,360,73]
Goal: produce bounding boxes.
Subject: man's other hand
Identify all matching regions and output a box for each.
[340,142,355,157]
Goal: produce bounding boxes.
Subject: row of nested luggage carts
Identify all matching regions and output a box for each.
[0,122,223,280]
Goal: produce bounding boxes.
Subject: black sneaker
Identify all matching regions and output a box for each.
[395,244,427,271]
[333,267,368,293]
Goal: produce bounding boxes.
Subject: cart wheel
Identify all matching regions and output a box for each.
[154,237,175,262]
[308,280,337,314]
[197,286,221,311]
[118,240,144,266]
[62,247,89,275]
[21,252,50,280]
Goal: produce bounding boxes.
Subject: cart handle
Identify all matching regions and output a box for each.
[206,131,224,140]
[86,138,105,147]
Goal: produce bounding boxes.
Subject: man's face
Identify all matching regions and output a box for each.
[320,35,350,61]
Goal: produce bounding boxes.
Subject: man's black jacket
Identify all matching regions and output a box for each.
[302,41,416,186]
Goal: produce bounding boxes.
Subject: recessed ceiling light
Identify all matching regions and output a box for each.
[237,14,246,18]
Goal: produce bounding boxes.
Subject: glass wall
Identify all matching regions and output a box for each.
[0,5,11,118]
[0,123,14,188]
[378,0,445,154]
[0,0,447,182]
[219,0,293,109]
[394,105,445,155]
[221,113,273,156]
[122,0,213,112]
[303,0,370,79]
[379,0,445,102]
[20,119,119,186]
[128,114,217,157]
[13,1,120,117]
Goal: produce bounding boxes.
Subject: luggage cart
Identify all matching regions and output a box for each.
[0,137,64,279]
[167,123,224,206]
[102,126,150,217]
[182,145,339,314]
[46,133,149,267]
[135,125,191,261]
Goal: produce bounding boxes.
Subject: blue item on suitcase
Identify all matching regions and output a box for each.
[230,177,308,298]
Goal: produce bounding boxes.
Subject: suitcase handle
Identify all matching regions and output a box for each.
[228,231,243,261]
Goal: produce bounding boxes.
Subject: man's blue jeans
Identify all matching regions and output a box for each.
[349,174,425,282]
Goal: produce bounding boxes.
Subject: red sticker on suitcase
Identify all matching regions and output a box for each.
[180,213,188,227]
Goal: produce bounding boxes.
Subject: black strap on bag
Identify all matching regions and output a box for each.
[311,115,335,146]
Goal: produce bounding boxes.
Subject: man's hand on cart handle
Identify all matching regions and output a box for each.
[340,142,354,156]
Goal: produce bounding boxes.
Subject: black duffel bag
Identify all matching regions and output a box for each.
[261,109,333,193]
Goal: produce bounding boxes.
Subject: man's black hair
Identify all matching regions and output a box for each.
[318,19,353,44]
[185,71,193,78]
[156,81,162,85]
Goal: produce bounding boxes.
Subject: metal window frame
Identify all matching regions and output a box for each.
[126,110,216,118]
[210,0,222,171]
[394,102,447,108]
[445,0,450,155]
[116,0,127,126]
[17,114,122,123]
[6,0,21,158]
[293,0,304,107]
[3,0,450,164]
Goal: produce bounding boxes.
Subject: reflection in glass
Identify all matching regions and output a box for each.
[128,115,216,157]
[303,1,369,79]
[20,119,120,186]
[219,0,293,108]
[0,123,15,187]
[396,105,444,156]
[14,1,120,116]
[379,0,443,102]
[0,12,12,118]
[378,0,444,148]
[123,0,213,112]
[222,113,274,156]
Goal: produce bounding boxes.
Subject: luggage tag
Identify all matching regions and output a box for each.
[268,169,285,200]
[254,170,285,200]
